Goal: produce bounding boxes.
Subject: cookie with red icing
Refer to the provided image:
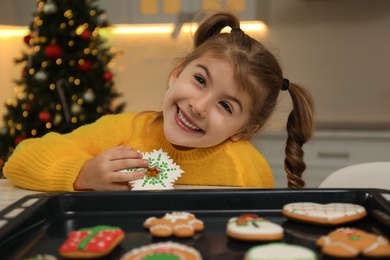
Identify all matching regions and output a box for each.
[58,225,125,259]
[316,227,390,258]
[282,202,367,225]
[120,241,202,260]
[143,212,204,238]
[226,214,284,241]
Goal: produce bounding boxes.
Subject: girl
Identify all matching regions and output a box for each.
[3,11,314,191]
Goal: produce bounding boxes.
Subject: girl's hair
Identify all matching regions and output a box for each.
[170,11,315,188]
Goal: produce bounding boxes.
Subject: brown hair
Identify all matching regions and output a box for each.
[145,11,314,188]
[169,11,315,188]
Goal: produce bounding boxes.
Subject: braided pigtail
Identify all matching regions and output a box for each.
[194,12,240,48]
[283,82,315,188]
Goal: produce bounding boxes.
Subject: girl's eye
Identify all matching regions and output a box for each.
[194,75,206,86]
[219,101,233,114]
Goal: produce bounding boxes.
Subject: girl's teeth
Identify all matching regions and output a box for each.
[178,110,200,130]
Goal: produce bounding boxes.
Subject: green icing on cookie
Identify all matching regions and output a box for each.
[142,253,180,260]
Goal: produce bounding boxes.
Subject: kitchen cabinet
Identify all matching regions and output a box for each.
[99,0,258,24]
[0,0,258,26]
[252,130,390,188]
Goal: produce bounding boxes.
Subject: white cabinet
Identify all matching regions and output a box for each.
[252,130,390,188]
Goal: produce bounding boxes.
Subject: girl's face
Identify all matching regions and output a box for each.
[163,54,254,149]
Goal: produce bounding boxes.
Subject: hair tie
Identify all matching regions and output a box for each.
[281,78,289,91]
[231,27,243,33]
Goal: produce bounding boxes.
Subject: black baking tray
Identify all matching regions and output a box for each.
[1,188,390,260]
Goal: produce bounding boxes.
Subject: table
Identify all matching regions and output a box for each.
[0,179,44,212]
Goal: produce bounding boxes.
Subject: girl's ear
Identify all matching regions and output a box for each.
[168,65,183,87]
[230,125,260,142]
[168,71,178,87]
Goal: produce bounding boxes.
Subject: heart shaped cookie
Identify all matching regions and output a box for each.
[282,202,366,225]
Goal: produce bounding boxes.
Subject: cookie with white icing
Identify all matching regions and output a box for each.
[120,241,202,260]
[317,227,390,258]
[245,243,317,260]
[282,202,367,225]
[226,214,284,241]
[143,212,204,238]
[121,148,184,190]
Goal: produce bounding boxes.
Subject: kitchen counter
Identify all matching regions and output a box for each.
[0,179,44,212]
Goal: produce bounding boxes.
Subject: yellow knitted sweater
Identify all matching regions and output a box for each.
[4,112,274,191]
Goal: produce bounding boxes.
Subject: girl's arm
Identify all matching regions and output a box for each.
[3,113,147,191]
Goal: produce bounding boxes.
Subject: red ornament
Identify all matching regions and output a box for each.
[103,71,113,81]
[21,69,27,77]
[23,35,32,45]
[15,136,27,146]
[44,44,63,59]
[80,30,92,41]
[38,111,52,123]
[78,60,92,72]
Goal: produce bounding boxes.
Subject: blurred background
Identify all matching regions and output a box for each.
[0,0,389,187]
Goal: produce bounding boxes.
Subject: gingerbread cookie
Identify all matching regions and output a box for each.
[316,227,390,258]
[58,225,125,259]
[120,241,202,260]
[226,214,284,241]
[143,212,204,238]
[282,202,367,225]
[244,242,317,260]
[121,149,184,190]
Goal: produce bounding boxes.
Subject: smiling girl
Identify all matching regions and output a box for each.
[3,11,314,191]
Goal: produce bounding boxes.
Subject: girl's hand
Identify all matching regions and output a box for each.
[74,146,148,191]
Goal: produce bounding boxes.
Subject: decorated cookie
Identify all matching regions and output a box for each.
[244,242,317,260]
[120,241,202,260]
[143,212,204,238]
[226,214,284,241]
[58,225,125,259]
[23,255,57,260]
[121,148,184,190]
[282,202,367,225]
[316,227,390,258]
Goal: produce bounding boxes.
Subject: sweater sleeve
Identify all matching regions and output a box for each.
[3,113,135,191]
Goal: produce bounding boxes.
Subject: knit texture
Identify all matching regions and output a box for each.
[4,112,274,191]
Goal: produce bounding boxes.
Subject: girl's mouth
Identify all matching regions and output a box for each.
[177,108,202,131]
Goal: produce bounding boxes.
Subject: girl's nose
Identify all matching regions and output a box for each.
[189,96,209,118]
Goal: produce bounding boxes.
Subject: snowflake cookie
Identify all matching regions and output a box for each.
[121,149,184,190]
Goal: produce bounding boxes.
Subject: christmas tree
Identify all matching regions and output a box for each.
[0,0,125,174]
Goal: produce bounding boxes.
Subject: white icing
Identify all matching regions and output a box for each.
[283,203,366,220]
[164,212,192,222]
[119,241,202,260]
[121,149,184,190]
[321,236,358,255]
[227,217,283,235]
[173,224,194,231]
[246,243,317,260]
[150,224,172,232]
[362,236,389,254]
[144,217,157,225]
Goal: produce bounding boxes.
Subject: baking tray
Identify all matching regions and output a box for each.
[1,188,390,260]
